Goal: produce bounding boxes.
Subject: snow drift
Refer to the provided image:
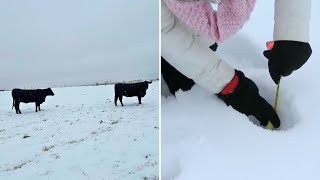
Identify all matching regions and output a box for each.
[0,82,159,180]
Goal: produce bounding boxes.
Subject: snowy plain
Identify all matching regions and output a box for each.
[0,82,159,180]
[162,1,320,180]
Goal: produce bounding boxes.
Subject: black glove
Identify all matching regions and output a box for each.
[161,57,195,95]
[263,40,312,84]
[217,70,281,128]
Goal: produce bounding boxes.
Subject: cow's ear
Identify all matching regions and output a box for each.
[148,81,152,84]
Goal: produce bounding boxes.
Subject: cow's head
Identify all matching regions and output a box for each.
[143,81,152,89]
[46,88,55,96]
[139,81,152,97]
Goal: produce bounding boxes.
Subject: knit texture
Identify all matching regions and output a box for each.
[164,0,256,42]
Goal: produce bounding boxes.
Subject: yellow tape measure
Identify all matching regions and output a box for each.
[266,79,281,129]
[265,41,280,130]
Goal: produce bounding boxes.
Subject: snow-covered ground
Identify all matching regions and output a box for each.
[162,1,320,180]
[0,82,159,180]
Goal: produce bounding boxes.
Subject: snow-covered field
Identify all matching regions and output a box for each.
[162,1,320,180]
[0,82,159,180]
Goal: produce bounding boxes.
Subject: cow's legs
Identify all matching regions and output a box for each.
[14,100,19,114]
[119,96,124,106]
[18,102,22,114]
[114,95,118,106]
[138,96,142,104]
[35,102,41,112]
[15,101,21,114]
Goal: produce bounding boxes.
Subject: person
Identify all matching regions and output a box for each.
[161,0,312,129]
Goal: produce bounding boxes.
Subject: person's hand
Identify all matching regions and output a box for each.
[217,70,281,128]
[263,40,312,84]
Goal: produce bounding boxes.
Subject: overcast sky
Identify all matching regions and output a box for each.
[0,0,159,89]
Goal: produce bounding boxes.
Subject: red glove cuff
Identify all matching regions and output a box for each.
[220,72,239,95]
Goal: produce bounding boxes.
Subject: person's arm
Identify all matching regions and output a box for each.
[274,0,311,42]
[161,0,235,93]
[263,0,312,84]
[162,1,281,128]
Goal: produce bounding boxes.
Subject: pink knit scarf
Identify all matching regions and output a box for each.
[164,0,256,42]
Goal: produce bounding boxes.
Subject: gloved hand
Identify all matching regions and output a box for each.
[217,70,281,128]
[263,40,312,84]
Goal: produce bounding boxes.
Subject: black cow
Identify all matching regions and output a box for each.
[12,88,55,114]
[114,81,152,106]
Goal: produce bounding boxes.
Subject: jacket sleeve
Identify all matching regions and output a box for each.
[274,0,311,42]
[161,0,235,94]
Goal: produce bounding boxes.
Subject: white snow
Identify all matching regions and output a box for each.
[162,1,320,180]
[0,82,159,180]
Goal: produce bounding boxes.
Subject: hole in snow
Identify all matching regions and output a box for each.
[251,83,300,131]
[274,91,300,131]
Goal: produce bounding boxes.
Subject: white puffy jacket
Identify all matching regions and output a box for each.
[161,0,311,94]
